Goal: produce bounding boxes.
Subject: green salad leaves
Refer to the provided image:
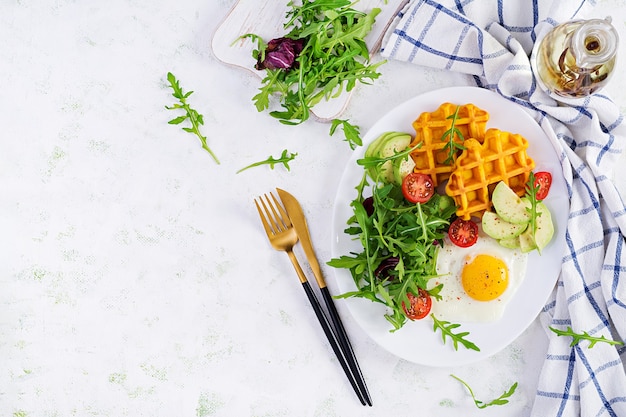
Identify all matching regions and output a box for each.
[328,134,480,351]
[328,163,457,331]
[242,0,384,125]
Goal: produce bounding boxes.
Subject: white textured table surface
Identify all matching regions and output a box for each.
[2,1,625,416]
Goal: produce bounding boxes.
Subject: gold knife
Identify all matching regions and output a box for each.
[276,188,326,289]
[276,188,372,406]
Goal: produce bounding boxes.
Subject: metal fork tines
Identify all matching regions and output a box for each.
[254,192,369,406]
[255,193,306,282]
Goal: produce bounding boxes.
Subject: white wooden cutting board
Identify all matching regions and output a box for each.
[211,0,407,121]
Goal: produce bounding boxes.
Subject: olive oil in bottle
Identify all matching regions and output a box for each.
[534,18,619,98]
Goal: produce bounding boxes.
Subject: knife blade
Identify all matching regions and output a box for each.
[276,188,326,288]
[276,187,372,406]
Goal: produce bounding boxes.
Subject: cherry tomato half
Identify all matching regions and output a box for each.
[534,171,552,200]
[402,173,434,204]
[448,218,479,248]
[402,288,432,320]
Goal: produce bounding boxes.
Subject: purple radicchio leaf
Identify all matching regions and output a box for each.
[362,196,374,217]
[255,37,306,71]
[374,257,400,280]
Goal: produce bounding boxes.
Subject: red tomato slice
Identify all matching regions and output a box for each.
[534,171,552,200]
[402,173,434,204]
[448,218,479,247]
[402,288,432,320]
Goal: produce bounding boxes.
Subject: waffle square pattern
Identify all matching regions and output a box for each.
[410,103,489,186]
[445,128,536,220]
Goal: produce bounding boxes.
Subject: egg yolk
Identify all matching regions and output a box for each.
[461,254,509,301]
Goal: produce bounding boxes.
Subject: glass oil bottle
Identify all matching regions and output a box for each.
[534,17,619,98]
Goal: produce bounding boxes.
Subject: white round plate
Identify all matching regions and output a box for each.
[330,86,569,366]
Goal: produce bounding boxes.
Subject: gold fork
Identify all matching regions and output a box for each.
[254,192,367,406]
[255,193,308,285]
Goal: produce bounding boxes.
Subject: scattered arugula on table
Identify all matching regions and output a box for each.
[432,314,480,351]
[330,119,362,150]
[165,72,220,164]
[241,0,385,125]
[549,326,625,348]
[441,105,466,165]
[451,374,518,408]
[237,149,298,173]
[327,150,457,331]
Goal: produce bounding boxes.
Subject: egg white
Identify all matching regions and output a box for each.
[430,227,528,322]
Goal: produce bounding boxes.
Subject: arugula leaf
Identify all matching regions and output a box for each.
[330,119,362,149]
[327,255,365,271]
[165,72,220,164]
[236,149,297,173]
[451,374,518,408]
[524,171,541,251]
[441,105,466,165]
[549,326,625,348]
[356,143,422,170]
[242,1,384,125]
[431,314,480,351]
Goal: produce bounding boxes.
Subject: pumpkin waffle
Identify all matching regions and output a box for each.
[410,103,490,186]
[445,128,536,220]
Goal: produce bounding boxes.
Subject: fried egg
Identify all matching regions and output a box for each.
[430,228,528,322]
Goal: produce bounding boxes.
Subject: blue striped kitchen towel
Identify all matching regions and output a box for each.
[381,1,626,416]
